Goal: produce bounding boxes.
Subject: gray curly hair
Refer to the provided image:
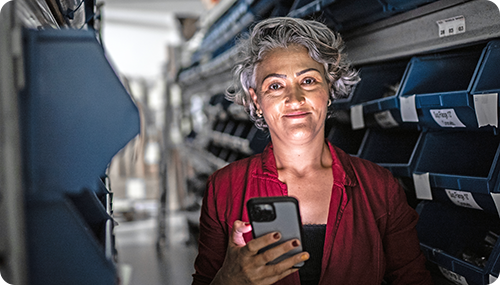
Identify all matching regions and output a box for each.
[225,17,360,130]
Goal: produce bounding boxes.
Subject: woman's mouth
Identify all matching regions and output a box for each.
[283,111,310,119]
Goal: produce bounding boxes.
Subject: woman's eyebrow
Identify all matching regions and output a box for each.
[260,68,321,85]
[261,73,286,85]
[296,68,321,76]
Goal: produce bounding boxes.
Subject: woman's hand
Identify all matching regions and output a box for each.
[210,220,309,285]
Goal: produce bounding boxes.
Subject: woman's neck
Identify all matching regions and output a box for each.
[272,135,332,176]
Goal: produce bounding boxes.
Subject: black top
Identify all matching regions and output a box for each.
[299,224,327,285]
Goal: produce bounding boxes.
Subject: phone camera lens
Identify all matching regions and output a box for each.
[251,204,276,222]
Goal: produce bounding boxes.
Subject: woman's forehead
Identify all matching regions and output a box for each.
[255,46,324,77]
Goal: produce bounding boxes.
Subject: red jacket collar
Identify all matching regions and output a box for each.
[259,140,357,187]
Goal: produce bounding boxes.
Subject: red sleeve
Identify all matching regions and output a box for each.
[192,175,228,285]
[383,176,433,285]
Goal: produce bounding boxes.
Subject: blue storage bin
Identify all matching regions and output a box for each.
[326,122,367,156]
[490,258,500,284]
[413,131,500,213]
[67,188,112,246]
[269,1,294,17]
[250,0,278,17]
[248,125,270,154]
[20,28,138,285]
[322,0,390,31]
[287,0,319,18]
[342,59,413,129]
[27,196,116,285]
[398,44,486,130]
[358,129,423,177]
[334,59,408,109]
[471,40,500,94]
[22,28,140,195]
[469,40,500,131]
[416,201,500,285]
[383,0,438,11]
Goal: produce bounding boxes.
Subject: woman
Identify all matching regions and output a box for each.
[192,17,432,285]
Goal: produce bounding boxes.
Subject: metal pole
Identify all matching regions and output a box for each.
[84,0,96,29]
[0,1,28,284]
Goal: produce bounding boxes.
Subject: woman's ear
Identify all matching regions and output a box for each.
[249,88,260,110]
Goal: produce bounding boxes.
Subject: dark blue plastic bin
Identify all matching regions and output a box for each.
[413,131,500,213]
[22,28,140,195]
[322,0,388,31]
[471,40,500,94]
[250,0,278,17]
[470,40,500,132]
[347,59,415,129]
[383,0,438,11]
[21,28,139,284]
[27,196,116,285]
[416,201,500,285]
[358,129,423,177]
[398,44,486,130]
[287,0,320,18]
[326,122,367,156]
[334,59,408,109]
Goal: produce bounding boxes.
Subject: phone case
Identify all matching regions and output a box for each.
[247,196,304,267]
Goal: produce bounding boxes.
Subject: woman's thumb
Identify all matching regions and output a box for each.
[231,220,252,247]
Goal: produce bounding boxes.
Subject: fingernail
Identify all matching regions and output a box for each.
[301,253,309,261]
[292,240,300,247]
[273,232,281,240]
[244,222,251,226]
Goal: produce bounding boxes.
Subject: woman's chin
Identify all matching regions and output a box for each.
[284,129,321,144]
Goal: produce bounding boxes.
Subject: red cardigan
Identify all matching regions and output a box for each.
[192,142,433,285]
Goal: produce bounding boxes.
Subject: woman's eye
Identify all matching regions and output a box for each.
[269,83,280,90]
[303,78,315,84]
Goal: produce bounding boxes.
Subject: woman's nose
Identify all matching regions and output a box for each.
[285,87,305,105]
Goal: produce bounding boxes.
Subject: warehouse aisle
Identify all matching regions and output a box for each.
[115,204,197,285]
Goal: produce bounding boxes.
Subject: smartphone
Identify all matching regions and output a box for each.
[246,196,304,267]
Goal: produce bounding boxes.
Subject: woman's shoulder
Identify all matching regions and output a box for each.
[332,145,405,215]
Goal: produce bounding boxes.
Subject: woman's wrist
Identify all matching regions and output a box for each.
[210,267,233,285]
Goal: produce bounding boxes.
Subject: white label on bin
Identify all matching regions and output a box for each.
[491,193,500,219]
[430,109,466,128]
[400,95,419,122]
[374,111,399,128]
[439,267,468,285]
[474,93,498,128]
[445,189,483,210]
[436,15,466,38]
[490,274,498,284]
[351,104,365,130]
[413,173,433,200]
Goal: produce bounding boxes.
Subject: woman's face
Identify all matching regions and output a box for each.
[249,45,330,144]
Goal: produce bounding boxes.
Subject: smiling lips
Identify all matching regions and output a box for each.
[283,111,310,118]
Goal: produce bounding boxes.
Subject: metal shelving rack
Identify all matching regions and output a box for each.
[345,0,500,65]
[0,1,140,284]
[0,2,29,285]
[176,0,500,284]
